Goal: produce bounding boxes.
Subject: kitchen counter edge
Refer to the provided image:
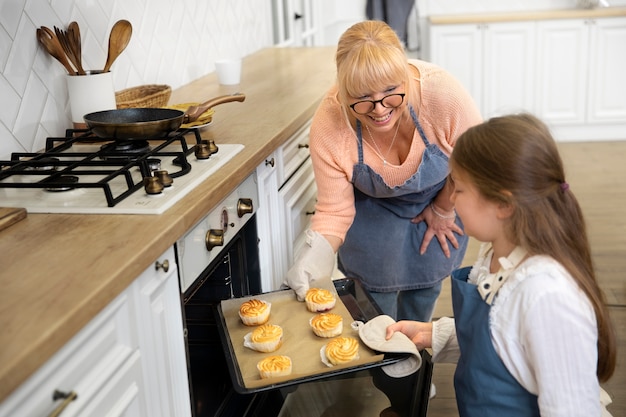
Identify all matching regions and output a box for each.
[429,6,626,24]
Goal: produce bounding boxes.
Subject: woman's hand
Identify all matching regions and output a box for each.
[385,320,433,350]
[411,203,463,258]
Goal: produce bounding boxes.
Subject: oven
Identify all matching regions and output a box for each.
[177,174,432,417]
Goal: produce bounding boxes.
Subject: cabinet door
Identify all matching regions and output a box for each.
[587,17,626,123]
[482,21,535,118]
[429,23,483,109]
[0,293,146,417]
[256,152,287,292]
[535,19,589,124]
[133,247,191,417]
[278,157,317,277]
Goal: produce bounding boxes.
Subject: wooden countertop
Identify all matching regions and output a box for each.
[429,6,626,24]
[0,46,337,401]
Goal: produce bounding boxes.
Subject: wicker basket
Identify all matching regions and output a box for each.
[115,84,172,109]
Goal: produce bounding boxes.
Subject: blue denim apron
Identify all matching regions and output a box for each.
[451,267,540,417]
[337,107,467,292]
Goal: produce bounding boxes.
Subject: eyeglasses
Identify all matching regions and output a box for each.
[349,93,406,115]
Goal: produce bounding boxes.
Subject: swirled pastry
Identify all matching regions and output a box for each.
[257,355,293,379]
[310,313,343,338]
[239,299,271,326]
[304,288,336,312]
[324,336,360,366]
[245,324,283,352]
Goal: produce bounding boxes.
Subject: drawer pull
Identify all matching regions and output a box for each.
[305,210,316,216]
[48,390,77,417]
[155,259,170,273]
[298,143,309,149]
[265,158,275,167]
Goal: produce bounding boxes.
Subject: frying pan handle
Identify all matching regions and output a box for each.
[183,93,246,123]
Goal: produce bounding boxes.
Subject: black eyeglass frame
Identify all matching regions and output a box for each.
[348,93,406,115]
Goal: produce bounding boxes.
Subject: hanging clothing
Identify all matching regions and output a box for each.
[337,106,467,292]
[366,0,415,45]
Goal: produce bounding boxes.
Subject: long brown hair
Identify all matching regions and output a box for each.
[450,113,616,382]
[335,20,418,122]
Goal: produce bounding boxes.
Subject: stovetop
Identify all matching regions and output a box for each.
[0,129,244,214]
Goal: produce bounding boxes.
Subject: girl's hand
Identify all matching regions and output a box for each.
[411,204,463,257]
[385,320,433,350]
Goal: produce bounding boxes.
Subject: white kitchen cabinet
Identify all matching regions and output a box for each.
[131,246,192,417]
[428,21,535,118]
[256,120,314,292]
[428,15,626,141]
[536,17,626,139]
[0,247,190,417]
[271,0,322,46]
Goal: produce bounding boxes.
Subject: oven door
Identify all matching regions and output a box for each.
[182,215,285,417]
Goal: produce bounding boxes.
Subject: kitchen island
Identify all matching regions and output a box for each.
[0,46,337,402]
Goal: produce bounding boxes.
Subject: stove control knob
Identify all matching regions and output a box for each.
[195,140,212,160]
[206,229,224,251]
[154,170,173,187]
[237,198,253,218]
[144,176,164,194]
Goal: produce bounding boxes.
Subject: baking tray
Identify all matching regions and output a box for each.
[216,278,410,394]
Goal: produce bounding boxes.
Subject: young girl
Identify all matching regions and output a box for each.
[386,113,617,416]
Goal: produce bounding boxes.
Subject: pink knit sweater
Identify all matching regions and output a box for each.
[309,59,482,242]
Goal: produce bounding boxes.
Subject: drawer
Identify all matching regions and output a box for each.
[278,120,312,186]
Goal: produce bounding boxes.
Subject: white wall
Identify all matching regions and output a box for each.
[0,0,273,159]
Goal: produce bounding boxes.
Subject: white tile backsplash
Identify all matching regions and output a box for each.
[1,0,272,158]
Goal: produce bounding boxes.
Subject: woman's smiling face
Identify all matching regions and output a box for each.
[348,84,405,134]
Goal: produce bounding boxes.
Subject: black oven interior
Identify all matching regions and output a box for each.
[181,215,285,417]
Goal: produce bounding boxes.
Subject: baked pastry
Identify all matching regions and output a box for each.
[310,312,343,338]
[324,336,360,366]
[245,324,283,353]
[238,299,270,326]
[257,355,293,379]
[304,288,336,312]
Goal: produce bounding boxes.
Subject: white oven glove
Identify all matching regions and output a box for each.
[283,230,336,301]
[353,315,422,378]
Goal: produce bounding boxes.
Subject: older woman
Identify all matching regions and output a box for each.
[285,20,482,322]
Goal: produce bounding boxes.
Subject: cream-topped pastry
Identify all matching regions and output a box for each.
[245,323,283,353]
[324,336,360,366]
[238,299,271,326]
[310,312,343,338]
[304,288,336,312]
[257,355,293,379]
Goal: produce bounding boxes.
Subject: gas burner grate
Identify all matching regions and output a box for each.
[0,129,206,207]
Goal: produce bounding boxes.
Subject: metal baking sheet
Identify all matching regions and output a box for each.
[216,278,409,394]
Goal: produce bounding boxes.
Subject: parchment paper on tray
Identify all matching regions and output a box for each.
[220,279,385,389]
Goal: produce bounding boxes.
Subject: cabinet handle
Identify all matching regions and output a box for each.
[298,143,309,149]
[48,390,77,417]
[265,158,275,167]
[305,210,316,216]
[155,259,170,273]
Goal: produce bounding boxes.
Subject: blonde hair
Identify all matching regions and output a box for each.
[335,21,417,119]
[449,113,616,381]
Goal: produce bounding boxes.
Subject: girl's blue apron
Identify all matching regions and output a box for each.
[337,106,467,292]
[451,267,540,417]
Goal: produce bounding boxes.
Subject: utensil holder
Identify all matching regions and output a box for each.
[67,71,116,128]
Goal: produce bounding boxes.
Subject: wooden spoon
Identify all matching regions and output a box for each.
[67,22,86,75]
[37,27,76,75]
[103,20,132,72]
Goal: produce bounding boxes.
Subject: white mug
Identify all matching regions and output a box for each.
[215,59,242,85]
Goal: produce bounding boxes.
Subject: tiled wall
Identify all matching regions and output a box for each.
[0,0,272,159]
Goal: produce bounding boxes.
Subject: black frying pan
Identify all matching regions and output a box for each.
[83,93,245,139]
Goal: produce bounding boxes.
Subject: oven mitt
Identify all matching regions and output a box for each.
[283,230,336,301]
[352,315,422,378]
